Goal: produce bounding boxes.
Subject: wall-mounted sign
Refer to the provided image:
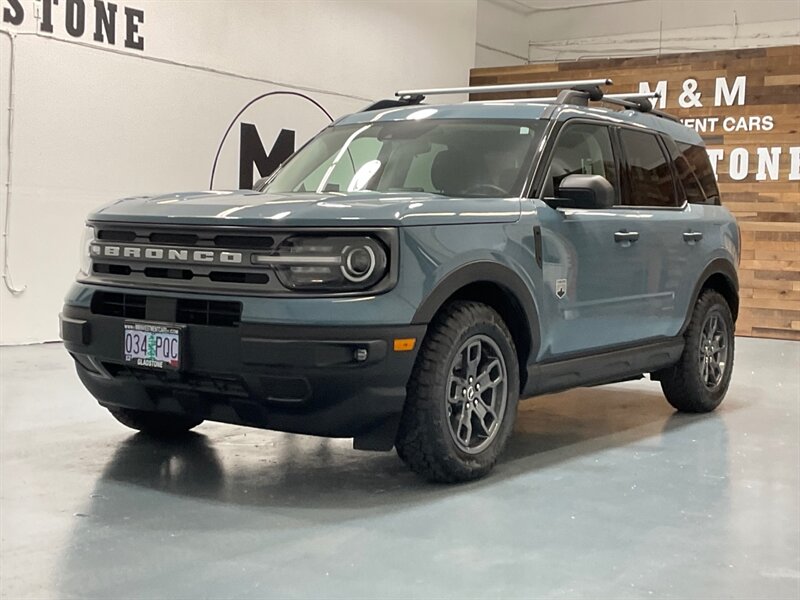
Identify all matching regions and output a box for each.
[638,75,799,183]
[470,45,800,340]
[209,91,333,191]
[2,0,145,50]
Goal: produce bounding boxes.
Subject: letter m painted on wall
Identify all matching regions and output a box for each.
[239,123,295,189]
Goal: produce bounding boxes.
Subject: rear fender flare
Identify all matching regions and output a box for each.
[682,258,739,333]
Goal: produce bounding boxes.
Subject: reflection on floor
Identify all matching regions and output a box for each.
[1,337,798,599]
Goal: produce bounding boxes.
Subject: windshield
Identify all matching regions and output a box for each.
[263,119,545,198]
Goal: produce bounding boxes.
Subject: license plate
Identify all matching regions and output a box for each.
[123,322,182,370]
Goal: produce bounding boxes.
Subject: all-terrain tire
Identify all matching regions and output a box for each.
[395,301,519,483]
[107,407,203,437]
[659,290,735,413]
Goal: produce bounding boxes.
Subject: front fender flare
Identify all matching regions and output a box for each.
[411,260,541,360]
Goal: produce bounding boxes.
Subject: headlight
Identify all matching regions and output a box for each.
[252,235,388,292]
[78,225,95,277]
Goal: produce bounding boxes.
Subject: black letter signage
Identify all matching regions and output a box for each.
[2,0,24,25]
[124,6,144,50]
[239,124,295,190]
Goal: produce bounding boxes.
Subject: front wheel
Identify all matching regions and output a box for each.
[395,301,519,483]
[659,290,735,413]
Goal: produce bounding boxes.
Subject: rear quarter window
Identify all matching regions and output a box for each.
[677,143,720,205]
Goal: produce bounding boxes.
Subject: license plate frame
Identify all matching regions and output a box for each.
[123,321,184,370]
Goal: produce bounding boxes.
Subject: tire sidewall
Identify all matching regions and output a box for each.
[685,296,735,408]
[428,313,520,472]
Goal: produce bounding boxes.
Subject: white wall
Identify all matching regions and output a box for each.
[476,0,800,65]
[0,0,477,344]
[475,0,530,67]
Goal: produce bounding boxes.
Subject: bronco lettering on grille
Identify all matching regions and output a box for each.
[91,244,244,265]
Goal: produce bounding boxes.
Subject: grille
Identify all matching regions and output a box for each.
[142,267,193,280]
[91,292,242,327]
[96,227,275,249]
[175,298,242,327]
[89,225,284,293]
[149,232,199,245]
[91,291,146,319]
[214,235,275,249]
[94,264,133,276]
[97,229,136,242]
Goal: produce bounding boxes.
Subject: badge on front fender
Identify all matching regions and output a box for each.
[555,279,567,299]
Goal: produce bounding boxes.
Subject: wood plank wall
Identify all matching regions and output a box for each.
[470,46,800,341]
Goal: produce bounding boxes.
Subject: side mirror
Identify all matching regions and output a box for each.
[253,176,270,191]
[547,174,615,210]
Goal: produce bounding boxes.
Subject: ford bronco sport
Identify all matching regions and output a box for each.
[60,78,739,482]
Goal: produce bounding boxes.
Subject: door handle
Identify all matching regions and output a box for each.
[614,231,639,243]
[683,231,703,243]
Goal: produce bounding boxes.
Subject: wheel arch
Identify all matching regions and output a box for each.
[684,258,740,332]
[412,261,541,391]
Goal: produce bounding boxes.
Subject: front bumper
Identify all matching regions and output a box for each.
[60,303,425,450]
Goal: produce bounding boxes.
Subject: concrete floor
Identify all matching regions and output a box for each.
[1,338,798,600]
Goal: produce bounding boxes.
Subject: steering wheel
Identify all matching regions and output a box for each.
[461,183,508,197]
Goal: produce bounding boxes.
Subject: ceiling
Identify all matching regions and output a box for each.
[486,0,648,14]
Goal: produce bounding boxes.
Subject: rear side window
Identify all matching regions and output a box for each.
[677,143,720,205]
[619,129,678,207]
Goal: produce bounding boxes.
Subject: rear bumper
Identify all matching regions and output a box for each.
[60,304,425,450]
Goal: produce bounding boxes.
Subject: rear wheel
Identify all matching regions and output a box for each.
[107,407,203,437]
[395,301,519,483]
[659,290,734,413]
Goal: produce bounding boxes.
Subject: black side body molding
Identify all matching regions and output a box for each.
[524,338,685,397]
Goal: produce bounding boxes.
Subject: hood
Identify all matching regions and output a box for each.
[89,190,521,227]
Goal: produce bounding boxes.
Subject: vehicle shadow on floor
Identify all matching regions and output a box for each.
[92,383,732,512]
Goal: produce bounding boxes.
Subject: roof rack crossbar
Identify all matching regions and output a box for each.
[395,78,612,98]
[600,92,681,122]
[384,81,681,123]
[483,92,661,104]
[600,92,660,112]
[604,92,661,101]
[360,95,425,113]
[493,90,648,103]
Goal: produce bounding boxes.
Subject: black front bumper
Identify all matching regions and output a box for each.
[60,305,425,450]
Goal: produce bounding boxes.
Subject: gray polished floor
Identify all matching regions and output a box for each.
[1,337,798,599]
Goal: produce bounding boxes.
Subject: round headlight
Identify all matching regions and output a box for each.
[341,246,376,282]
[262,235,389,292]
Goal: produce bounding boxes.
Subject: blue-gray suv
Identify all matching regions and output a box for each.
[60,79,739,482]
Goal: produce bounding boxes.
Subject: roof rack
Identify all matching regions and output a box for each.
[601,92,660,111]
[395,78,612,100]
[360,95,425,112]
[360,79,677,122]
[599,93,681,122]
[546,90,679,122]
[495,92,656,104]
